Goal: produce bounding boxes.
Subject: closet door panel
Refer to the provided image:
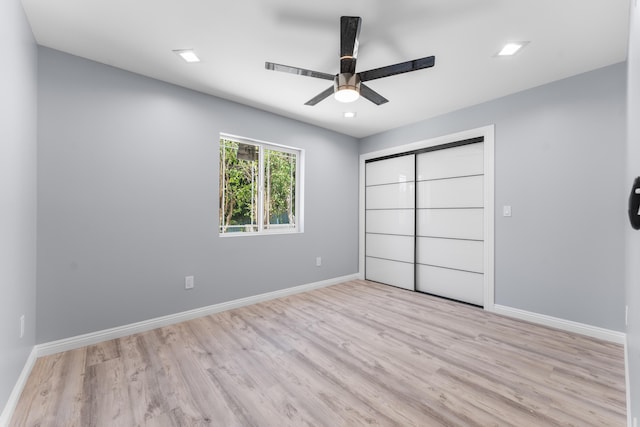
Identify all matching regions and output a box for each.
[416,237,483,273]
[416,142,483,181]
[416,265,484,305]
[365,156,415,186]
[366,209,415,236]
[366,257,414,291]
[416,208,483,241]
[366,234,414,264]
[366,183,415,210]
[416,142,484,306]
[365,154,415,290]
[417,175,483,209]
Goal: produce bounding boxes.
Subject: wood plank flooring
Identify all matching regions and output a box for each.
[10,280,627,426]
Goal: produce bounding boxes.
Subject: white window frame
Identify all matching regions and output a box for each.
[219,133,304,237]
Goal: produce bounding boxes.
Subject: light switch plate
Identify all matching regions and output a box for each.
[503,205,512,217]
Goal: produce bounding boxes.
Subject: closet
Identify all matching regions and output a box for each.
[365,138,485,306]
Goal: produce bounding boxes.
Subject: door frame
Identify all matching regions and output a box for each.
[359,125,495,311]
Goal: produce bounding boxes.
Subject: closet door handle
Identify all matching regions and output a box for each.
[629,177,640,230]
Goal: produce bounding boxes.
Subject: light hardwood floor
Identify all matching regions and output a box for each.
[11,280,626,426]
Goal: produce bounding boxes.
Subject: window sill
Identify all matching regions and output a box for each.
[219,229,302,238]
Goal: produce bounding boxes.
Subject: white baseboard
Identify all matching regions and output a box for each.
[0,347,37,427]
[36,273,359,357]
[492,304,626,344]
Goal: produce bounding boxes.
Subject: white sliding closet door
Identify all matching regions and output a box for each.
[416,143,484,305]
[365,155,415,290]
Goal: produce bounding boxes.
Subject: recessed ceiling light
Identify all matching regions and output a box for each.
[497,41,529,56]
[173,49,200,63]
[343,111,357,118]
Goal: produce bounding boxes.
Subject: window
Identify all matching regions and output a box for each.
[219,135,302,235]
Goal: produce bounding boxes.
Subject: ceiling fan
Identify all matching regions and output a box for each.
[265,16,435,106]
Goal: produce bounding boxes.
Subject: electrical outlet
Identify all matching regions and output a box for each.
[20,315,25,339]
[316,257,322,267]
[185,275,195,290]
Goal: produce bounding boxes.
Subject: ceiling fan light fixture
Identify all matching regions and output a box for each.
[334,73,361,103]
[335,88,359,103]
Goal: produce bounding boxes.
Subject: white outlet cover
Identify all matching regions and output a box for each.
[185,276,195,289]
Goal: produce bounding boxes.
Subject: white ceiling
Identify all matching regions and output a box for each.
[21,0,630,138]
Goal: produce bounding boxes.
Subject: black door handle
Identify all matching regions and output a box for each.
[630,177,640,230]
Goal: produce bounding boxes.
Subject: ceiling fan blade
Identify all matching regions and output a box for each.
[304,86,335,106]
[360,84,389,105]
[359,56,435,82]
[340,16,361,74]
[265,62,334,80]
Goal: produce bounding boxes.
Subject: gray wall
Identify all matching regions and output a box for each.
[626,0,640,421]
[360,63,627,332]
[0,0,37,414]
[37,47,359,343]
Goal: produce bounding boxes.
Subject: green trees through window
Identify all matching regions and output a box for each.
[219,137,299,234]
